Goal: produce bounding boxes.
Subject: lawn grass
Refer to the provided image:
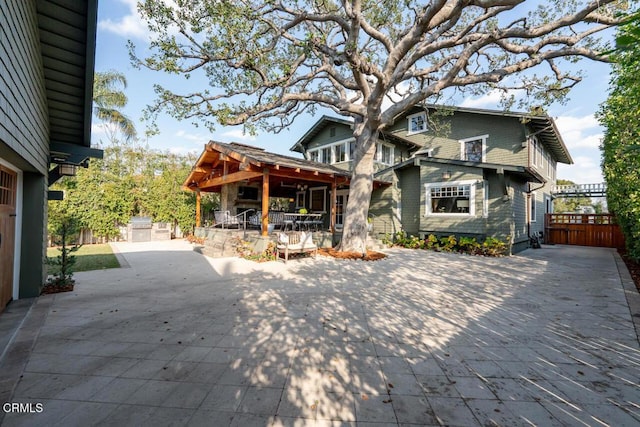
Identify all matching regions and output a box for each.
[47,243,120,274]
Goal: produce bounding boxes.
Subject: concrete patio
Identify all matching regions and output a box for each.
[0,240,639,426]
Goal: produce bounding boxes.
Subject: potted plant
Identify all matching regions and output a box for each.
[43,216,80,294]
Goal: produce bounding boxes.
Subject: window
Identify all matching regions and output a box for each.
[530,136,538,166]
[349,141,356,160]
[321,147,332,164]
[460,135,487,162]
[335,143,347,162]
[376,143,394,165]
[309,186,327,212]
[306,139,355,164]
[0,166,17,207]
[296,191,306,209]
[530,192,537,222]
[425,180,476,216]
[407,112,427,135]
[537,144,543,168]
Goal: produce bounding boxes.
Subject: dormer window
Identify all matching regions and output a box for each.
[407,112,427,135]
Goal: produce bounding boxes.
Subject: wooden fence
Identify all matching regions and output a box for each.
[544,214,625,249]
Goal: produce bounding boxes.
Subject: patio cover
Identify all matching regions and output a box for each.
[183,141,390,235]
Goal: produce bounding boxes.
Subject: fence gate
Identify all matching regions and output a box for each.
[544,214,625,249]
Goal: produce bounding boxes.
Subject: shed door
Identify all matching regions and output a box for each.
[0,165,17,310]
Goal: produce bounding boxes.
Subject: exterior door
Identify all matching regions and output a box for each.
[0,165,17,310]
[335,189,349,230]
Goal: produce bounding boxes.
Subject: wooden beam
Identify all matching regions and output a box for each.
[198,170,263,188]
[267,169,337,183]
[193,166,212,174]
[208,142,262,167]
[262,169,269,237]
[330,179,337,233]
[195,190,201,227]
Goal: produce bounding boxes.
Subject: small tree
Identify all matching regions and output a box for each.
[46,217,81,288]
[132,0,631,253]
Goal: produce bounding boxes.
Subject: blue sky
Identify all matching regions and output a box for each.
[94,0,612,184]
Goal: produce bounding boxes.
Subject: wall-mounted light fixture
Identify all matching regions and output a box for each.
[59,164,77,176]
[297,184,308,191]
[441,170,452,180]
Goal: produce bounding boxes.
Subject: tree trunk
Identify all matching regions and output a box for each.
[337,127,377,254]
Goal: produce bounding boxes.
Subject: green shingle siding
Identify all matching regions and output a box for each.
[419,164,486,236]
[306,123,353,151]
[0,0,50,174]
[399,168,421,235]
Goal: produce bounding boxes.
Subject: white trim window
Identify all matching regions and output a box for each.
[425,180,477,217]
[307,138,355,165]
[309,186,327,212]
[459,134,488,162]
[376,142,394,165]
[530,191,537,223]
[530,136,538,166]
[321,147,332,164]
[407,112,427,135]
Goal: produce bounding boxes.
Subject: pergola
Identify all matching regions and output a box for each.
[183,141,354,236]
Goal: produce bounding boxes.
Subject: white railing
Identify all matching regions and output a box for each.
[551,183,607,197]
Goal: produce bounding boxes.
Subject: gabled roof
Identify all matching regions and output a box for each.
[290,105,572,165]
[183,141,354,192]
[290,115,353,153]
[381,155,546,184]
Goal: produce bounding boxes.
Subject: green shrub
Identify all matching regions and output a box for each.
[458,236,481,255]
[438,235,457,252]
[481,237,508,256]
[424,234,439,250]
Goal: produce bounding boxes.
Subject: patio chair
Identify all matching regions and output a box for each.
[277,231,318,263]
[213,210,240,228]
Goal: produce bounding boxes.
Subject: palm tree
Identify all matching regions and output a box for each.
[93,70,136,142]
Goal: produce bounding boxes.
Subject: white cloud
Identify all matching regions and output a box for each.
[98,0,150,40]
[221,129,256,142]
[555,114,603,149]
[552,114,604,184]
[175,129,210,144]
[168,146,199,155]
[557,155,604,184]
[460,90,503,109]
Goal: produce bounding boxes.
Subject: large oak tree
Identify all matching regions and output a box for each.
[132,0,631,252]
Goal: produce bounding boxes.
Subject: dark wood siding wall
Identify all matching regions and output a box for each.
[0,0,50,174]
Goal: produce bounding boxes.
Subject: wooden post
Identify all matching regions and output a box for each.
[330,178,337,233]
[262,168,269,236]
[195,190,201,227]
[220,160,229,212]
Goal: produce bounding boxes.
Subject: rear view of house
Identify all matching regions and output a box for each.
[292,105,572,253]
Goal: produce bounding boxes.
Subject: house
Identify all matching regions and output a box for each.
[0,1,101,310]
[291,105,571,253]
